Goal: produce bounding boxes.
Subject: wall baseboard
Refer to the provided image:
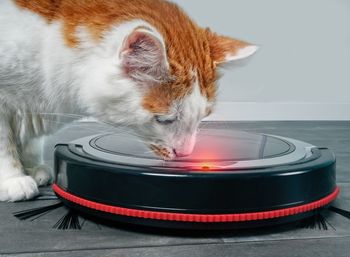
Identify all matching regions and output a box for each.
[205,102,350,121]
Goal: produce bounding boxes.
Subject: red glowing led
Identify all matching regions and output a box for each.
[201,164,211,171]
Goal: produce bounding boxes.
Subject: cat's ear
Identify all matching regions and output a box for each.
[206,29,258,66]
[120,29,170,84]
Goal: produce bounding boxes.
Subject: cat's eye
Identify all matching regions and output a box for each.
[155,115,177,125]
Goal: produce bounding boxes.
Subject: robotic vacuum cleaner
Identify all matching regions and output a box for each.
[53,126,338,229]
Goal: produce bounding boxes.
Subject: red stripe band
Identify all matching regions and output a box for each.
[52,184,340,223]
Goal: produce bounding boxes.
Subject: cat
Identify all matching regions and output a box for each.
[0,0,257,202]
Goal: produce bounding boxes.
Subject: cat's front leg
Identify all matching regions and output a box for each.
[23,137,53,187]
[0,120,39,202]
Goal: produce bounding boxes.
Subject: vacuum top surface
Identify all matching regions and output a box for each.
[70,128,314,170]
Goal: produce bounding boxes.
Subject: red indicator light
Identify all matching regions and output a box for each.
[201,165,211,171]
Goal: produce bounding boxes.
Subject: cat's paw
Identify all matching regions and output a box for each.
[0,176,39,202]
[26,165,53,187]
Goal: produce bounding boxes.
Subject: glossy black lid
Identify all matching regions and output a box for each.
[69,127,314,170]
[90,129,294,162]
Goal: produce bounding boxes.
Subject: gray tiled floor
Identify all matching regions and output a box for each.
[0,121,349,257]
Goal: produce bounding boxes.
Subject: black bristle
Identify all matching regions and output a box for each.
[13,202,63,221]
[328,206,350,220]
[299,213,329,230]
[53,209,82,230]
[14,201,85,230]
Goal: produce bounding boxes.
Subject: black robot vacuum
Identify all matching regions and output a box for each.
[53,125,338,229]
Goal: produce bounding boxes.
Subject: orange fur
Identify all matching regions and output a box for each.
[15,0,248,113]
[206,29,249,64]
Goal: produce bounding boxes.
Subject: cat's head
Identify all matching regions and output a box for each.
[75,14,257,160]
[16,0,257,159]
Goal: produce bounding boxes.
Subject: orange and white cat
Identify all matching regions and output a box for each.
[0,0,257,202]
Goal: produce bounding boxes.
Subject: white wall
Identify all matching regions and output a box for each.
[172,0,350,120]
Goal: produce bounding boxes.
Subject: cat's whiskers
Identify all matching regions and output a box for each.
[27,112,132,132]
[27,113,154,141]
[26,112,87,120]
[61,125,118,135]
[29,114,204,152]
[142,150,156,155]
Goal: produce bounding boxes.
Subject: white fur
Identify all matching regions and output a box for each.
[26,165,53,186]
[74,20,168,124]
[0,176,39,202]
[0,1,210,201]
[172,78,208,156]
[225,45,259,62]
